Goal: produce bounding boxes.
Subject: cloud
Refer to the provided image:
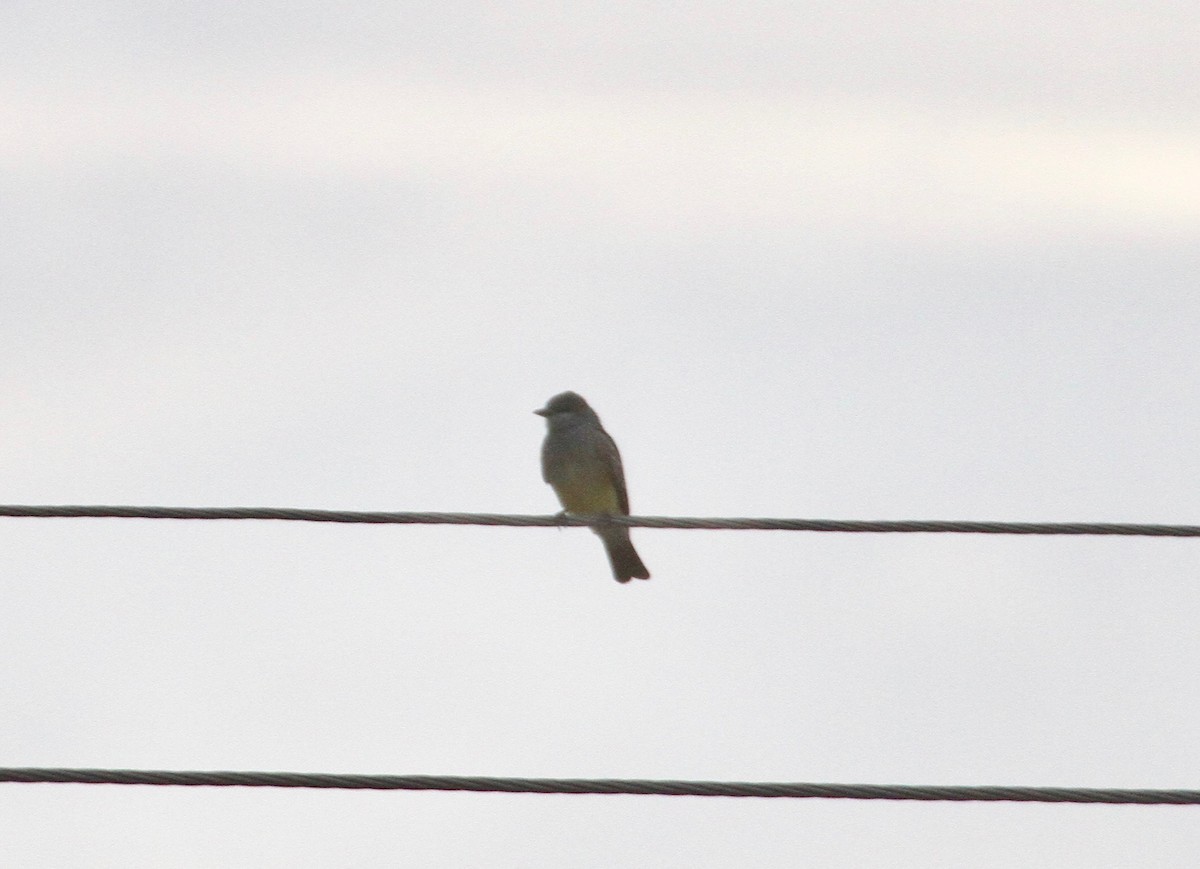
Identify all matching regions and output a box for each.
[3,77,1197,240]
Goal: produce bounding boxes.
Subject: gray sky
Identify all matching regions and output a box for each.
[2,3,1199,867]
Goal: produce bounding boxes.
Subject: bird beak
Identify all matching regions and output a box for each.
[533,407,549,417]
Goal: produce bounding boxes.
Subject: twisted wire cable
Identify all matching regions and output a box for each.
[0,505,1197,536]
[0,768,1197,803]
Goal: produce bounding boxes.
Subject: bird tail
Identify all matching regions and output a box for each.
[600,528,650,583]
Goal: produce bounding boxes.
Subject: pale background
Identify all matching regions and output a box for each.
[2,3,1199,866]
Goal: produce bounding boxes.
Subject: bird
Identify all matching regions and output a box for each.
[535,391,650,582]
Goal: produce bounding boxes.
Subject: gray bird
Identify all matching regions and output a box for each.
[535,391,650,582]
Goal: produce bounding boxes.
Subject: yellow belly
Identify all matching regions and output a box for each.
[552,466,622,514]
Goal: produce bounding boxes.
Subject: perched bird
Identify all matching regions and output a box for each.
[535,391,650,583]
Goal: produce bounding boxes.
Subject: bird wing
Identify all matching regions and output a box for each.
[593,427,631,515]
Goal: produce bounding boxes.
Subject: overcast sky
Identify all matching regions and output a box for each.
[2,3,1199,867]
